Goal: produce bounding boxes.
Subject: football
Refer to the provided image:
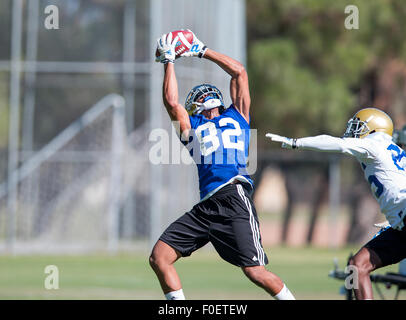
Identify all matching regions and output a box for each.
[155,30,194,59]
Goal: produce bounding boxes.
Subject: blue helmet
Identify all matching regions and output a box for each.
[185,84,225,115]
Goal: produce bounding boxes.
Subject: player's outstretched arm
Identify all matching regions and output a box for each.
[203,49,250,123]
[156,33,191,138]
[180,30,250,123]
[265,133,372,159]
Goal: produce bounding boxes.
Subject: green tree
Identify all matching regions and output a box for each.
[247,0,406,145]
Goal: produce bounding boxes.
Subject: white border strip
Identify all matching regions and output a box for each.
[178,31,192,49]
[236,184,265,265]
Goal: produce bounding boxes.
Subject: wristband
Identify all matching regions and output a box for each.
[198,46,208,58]
[162,58,174,64]
[292,139,297,149]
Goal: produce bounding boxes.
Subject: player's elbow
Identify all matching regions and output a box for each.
[234,64,247,79]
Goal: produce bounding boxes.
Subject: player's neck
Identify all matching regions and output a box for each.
[202,108,220,120]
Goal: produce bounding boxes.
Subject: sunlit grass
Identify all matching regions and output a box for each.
[0,245,403,300]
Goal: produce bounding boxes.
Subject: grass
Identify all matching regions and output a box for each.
[0,245,403,300]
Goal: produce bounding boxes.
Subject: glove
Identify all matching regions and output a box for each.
[155,32,179,64]
[265,133,297,149]
[180,29,208,58]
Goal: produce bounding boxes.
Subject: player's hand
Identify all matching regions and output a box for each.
[155,32,179,64]
[180,30,207,58]
[265,133,297,149]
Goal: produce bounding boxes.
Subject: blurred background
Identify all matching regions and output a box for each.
[0,0,406,299]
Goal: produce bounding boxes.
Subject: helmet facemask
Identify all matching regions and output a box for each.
[343,116,373,138]
[185,84,225,116]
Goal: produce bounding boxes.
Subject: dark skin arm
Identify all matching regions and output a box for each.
[203,48,251,123]
[162,48,250,135]
[162,63,191,138]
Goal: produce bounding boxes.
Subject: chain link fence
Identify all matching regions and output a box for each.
[0,0,247,254]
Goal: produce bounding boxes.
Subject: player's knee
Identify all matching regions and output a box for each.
[149,252,161,271]
[149,250,173,271]
[149,254,156,269]
[348,254,372,276]
[242,266,266,284]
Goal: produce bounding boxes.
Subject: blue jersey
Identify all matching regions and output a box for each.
[186,105,253,200]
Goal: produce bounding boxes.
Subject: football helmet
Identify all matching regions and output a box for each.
[343,108,393,139]
[185,84,225,115]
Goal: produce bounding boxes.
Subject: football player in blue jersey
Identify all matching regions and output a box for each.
[149,31,295,300]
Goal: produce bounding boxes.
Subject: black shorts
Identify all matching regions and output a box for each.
[159,182,269,267]
[364,223,406,266]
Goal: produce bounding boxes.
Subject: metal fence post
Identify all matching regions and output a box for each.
[329,156,341,249]
[107,96,126,254]
[122,0,136,240]
[148,0,163,249]
[22,0,39,160]
[7,0,23,253]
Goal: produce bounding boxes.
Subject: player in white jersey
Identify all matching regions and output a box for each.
[266,107,406,300]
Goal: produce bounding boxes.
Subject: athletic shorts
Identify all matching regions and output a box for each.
[159,182,269,267]
[364,217,406,266]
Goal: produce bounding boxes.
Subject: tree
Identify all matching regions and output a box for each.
[247,0,406,245]
[247,0,406,144]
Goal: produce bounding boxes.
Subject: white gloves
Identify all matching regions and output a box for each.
[155,32,179,64]
[156,30,207,64]
[180,30,208,58]
[265,133,297,149]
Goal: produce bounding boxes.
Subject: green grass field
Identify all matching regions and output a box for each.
[0,246,403,300]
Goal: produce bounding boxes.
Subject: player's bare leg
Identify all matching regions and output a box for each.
[149,240,185,299]
[348,247,383,300]
[242,265,295,299]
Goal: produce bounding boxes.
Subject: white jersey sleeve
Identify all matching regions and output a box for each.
[295,135,376,161]
[297,133,406,230]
